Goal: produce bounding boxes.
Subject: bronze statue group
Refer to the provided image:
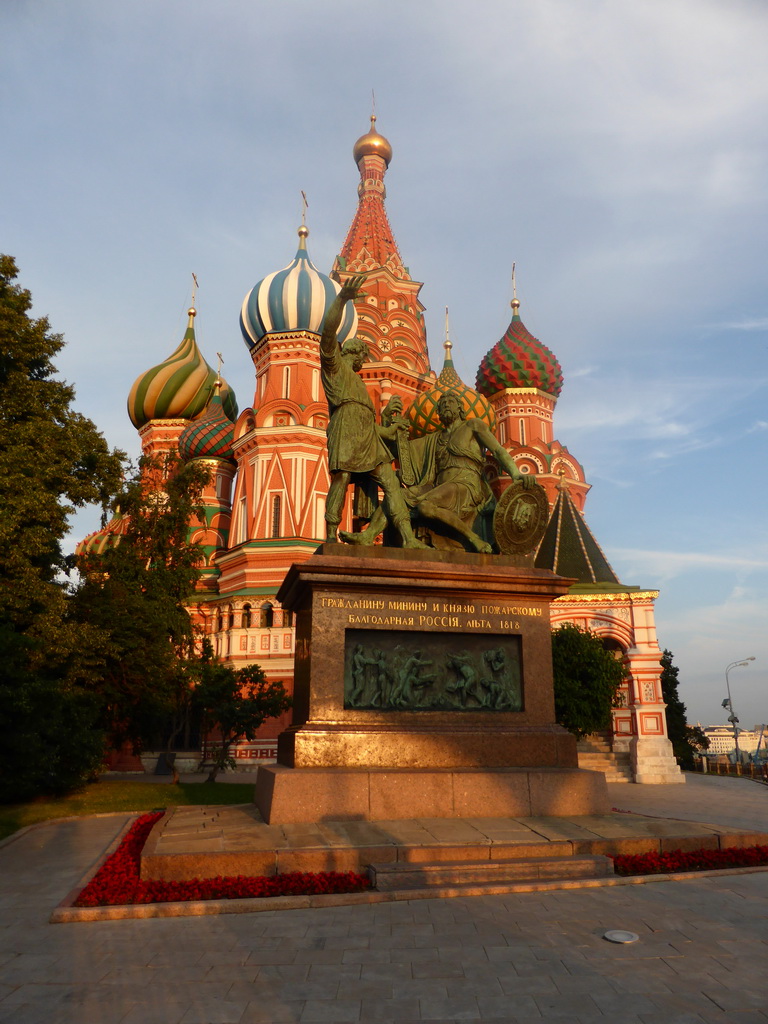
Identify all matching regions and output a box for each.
[320,275,537,554]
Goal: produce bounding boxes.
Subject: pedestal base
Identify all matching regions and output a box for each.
[631,736,685,785]
[279,722,579,770]
[267,550,604,824]
[255,764,610,824]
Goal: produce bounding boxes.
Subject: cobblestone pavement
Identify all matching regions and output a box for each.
[1,774,767,1023]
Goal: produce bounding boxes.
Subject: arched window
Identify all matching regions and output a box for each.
[271,495,281,538]
[601,637,626,660]
[519,419,526,445]
[227,605,234,630]
[216,609,223,633]
[283,609,294,628]
[241,604,252,629]
[282,365,291,398]
[260,602,274,629]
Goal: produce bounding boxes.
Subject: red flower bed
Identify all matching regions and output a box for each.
[75,813,372,907]
[612,844,768,877]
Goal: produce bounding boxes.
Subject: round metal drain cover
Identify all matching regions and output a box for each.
[603,930,639,944]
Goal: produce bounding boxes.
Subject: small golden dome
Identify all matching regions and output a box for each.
[353,115,392,166]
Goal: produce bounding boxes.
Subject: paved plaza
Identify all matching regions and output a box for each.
[1,773,768,1023]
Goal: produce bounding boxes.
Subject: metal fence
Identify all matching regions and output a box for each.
[693,759,768,783]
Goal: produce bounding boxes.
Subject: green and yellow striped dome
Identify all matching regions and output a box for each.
[75,511,130,560]
[128,308,237,428]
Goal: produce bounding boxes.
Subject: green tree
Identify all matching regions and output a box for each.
[71,454,211,753]
[0,626,105,802]
[0,255,125,801]
[551,624,627,738]
[660,649,708,769]
[195,662,292,783]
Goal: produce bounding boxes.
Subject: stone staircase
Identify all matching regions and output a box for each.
[577,732,633,783]
[369,853,614,893]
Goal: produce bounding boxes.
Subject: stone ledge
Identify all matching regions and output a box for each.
[255,764,609,824]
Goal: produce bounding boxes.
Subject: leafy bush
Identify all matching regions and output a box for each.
[551,624,627,738]
[195,662,292,782]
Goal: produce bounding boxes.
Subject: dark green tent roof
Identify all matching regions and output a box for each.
[535,483,621,585]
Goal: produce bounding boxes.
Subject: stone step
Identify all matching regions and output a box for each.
[582,772,633,783]
[579,755,631,768]
[577,740,614,753]
[578,751,633,783]
[369,855,614,892]
[577,732,614,753]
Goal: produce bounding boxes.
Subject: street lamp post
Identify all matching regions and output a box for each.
[724,657,756,763]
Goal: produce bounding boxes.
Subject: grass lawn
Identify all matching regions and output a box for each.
[0,779,255,842]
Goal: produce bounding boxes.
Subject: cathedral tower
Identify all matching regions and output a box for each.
[332,117,433,414]
[177,380,237,592]
[206,227,358,697]
[477,295,589,511]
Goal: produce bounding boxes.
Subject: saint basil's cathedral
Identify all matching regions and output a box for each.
[79,119,682,785]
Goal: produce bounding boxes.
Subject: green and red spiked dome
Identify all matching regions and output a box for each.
[178,383,235,463]
[476,299,563,399]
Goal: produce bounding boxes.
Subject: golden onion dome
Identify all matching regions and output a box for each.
[353,115,392,166]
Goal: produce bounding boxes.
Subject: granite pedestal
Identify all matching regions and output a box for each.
[255,545,609,823]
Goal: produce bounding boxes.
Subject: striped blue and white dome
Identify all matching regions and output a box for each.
[240,226,358,350]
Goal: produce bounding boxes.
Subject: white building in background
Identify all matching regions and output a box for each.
[698,724,761,755]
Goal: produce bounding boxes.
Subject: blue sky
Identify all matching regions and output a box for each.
[3,0,766,730]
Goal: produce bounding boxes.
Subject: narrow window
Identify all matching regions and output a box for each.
[241,604,251,628]
[314,495,325,540]
[282,365,291,398]
[271,494,281,538]
[260,602,274,629]
[238,496,247,543]
[519,419,526,445]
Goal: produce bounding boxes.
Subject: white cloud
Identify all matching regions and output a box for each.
[648,437,719,461]
[716,318,768,332]
[557,374,717,444]
[610,548,768,582]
